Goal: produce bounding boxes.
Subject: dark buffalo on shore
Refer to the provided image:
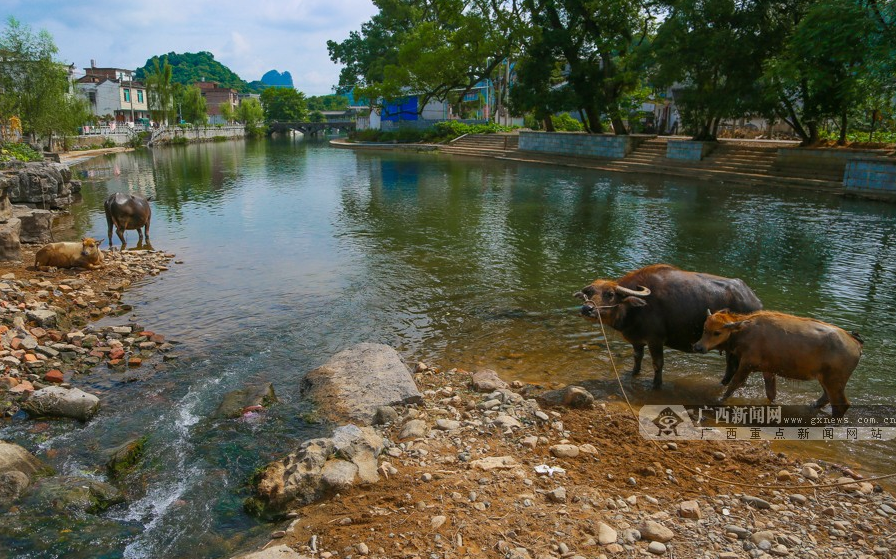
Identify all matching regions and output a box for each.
[104,193,151,249]
[574,264,763,388]
[694,310,863,418]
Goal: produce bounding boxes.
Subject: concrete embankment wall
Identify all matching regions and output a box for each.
[69,125,246,149]
[518,131,649,159]
[844,158,896,196]
[151,125,246,144]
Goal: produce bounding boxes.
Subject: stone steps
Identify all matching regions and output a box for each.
[438,134,850,194]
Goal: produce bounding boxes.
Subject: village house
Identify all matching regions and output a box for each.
[196,80,239,124]
[76,61,150,124]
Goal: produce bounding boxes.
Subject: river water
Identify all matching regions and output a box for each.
[2,137,896,558]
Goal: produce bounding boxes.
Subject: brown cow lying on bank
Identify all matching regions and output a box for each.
[694,310,863,418]
[34,238,105,269]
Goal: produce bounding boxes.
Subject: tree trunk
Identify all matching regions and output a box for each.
[584,106,602,134]
[578,109,589,132]
[544,115,555,132]
[837,111,848,145]
[610,115,628,135]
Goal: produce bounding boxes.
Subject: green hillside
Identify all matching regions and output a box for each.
[135,51,251,92]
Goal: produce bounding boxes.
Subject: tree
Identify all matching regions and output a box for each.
[327,0,524,118]
[237,98,266,135]
[136,51,249,92]
[180,85,208,125]
[0,17,89,145]
[145,57,175,124]
[650,0,770,140]
[220,101,236,124]
[761,0,875,145]
[515,0,655,134]
[307,94,350,111]
[309,110,326,122]
[259,87,308,121]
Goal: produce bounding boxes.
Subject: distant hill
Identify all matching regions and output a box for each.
[261,70,294,88]
[135,51,250,92]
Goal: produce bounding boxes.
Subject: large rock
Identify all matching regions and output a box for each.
[25,476,124,514]
[105,435,147,478]
[0,216,21,261]
[299,343,422,425]
[249,424,384,515]
[214,383,277,419]
[6,162,73,208]
[232,545,311,559]
[21,386,100,421]
[0,440,52,505]
[536,385,594,409]
[13,207,54,244]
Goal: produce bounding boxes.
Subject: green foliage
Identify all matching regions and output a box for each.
[0,142,43,162]
[101,138,116,148]
[136,51,249,92]
[0,17,91,144]
[328,0,523,117]
[552,113,584,132]
[237,98,266,135]
[307,94,349,112]
[259,88,307,121]
[144,58,175,124]
[168,136,188,145]
[212,135,228,142]
[180,85,208,125]
[126,132,147,149]
[349,120,515,143]
[309,111,326,123]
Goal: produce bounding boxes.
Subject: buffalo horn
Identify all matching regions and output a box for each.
[573,291,588,301]
[707,309,712,317]
[614,285,651,297]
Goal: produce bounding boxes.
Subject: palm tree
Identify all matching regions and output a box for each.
[145,57,174,125]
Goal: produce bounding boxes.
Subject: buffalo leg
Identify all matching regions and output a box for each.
[722,353,739,385]
[116,226,127,249]
[762,372,777,402]
[721,364,753,400]
[648,343,664,389]
[631,344,645,376]
[813,387,830,409]
[819,378,850,418]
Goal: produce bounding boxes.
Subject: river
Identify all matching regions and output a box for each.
[2,137,895,558]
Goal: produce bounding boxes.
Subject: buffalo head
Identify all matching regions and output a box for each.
[693,310,746,353]
[573,280,651,324]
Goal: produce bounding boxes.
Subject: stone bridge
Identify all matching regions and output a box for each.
[270,121,356,136]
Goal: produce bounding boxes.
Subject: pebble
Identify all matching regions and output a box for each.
[647,541,667,555]
[546,487,567,503]
[597,522,617,545]
[639,521,674,543]
[356,542,369,555]
[790,494,808,505]
[430,515,447,530]
[550,444,579,458]
[678,500,701,519]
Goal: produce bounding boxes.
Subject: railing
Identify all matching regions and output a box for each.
[80,123,149,136]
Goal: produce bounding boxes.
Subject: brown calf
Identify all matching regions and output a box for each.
[694,310,863,418]
[34,238,105,269]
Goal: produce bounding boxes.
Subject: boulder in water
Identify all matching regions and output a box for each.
[299,343,422,425]
[21,386,100,421]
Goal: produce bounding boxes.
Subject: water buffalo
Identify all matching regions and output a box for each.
[574,264,762,388]
[35,237,104,269]
[694,310,863,418]
[104,193,151,249]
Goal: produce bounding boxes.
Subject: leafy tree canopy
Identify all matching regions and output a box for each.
[136,51,250,92]
[307,94,350,112]
[260,87,308,121]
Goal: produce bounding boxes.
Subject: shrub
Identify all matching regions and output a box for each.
[101,138,117,148]
[212,135,228,142]
[552,113,584,132]
[0,142,44,163]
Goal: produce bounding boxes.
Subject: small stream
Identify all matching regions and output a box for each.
[2,137,896,558]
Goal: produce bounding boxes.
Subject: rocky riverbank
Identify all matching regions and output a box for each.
[239,355,895,559]
[0,247,178,418]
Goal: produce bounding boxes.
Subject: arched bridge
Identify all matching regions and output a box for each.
[270,121,356,136]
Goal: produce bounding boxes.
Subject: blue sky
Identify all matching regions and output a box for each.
[0,0,378,95]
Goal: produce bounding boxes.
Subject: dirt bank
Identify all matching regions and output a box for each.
[257,368,895,559]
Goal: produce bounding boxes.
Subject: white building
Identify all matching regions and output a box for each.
[76,62,150,123]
